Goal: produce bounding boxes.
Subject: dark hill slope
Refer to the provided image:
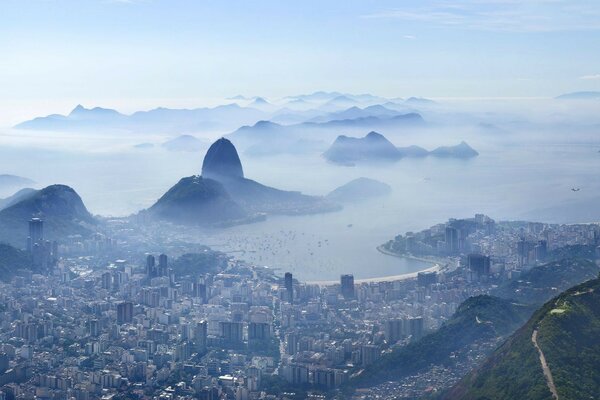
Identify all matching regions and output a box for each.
[0,185,96,247]
[349,295,533,389]
[0,243,35,282]
[446,276,600,400]
[147,176,247,225]
[492,258,599,304]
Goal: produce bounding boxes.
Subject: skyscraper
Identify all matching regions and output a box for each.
[117,302,133,324]
[146,254,156,277]
[445,226,459,254]
[158,254,168,277]
[27,218,44,252]
[193,320,207,353]
[284,272,293,303]
[467,253,491,280]
[341,274,355,299]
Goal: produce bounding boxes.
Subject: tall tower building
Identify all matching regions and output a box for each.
[27,218,44,252]
[158,254,168,277]
[117,302,133,324]
[341,274,355,300]
[146,255,156,277]
[194,320,208,352]
[284,272,293,303]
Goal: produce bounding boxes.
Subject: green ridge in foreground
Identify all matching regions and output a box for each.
[349,295,533,389]
[444,275,600,400]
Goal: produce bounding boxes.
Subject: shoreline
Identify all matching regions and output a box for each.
[305,246,446,286]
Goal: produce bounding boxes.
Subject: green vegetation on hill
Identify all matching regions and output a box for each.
[493,258,599,305]
[171,251,229,277]
[348,295,533,389]
[0,243,34,281]
[445,275,600,400]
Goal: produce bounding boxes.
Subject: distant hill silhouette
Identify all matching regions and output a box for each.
[555,91,600,100]
[147,176,248,225]
[327,178,391,203]
[429,141,479,158]
[0,175,35,196]
[227,112,425,156]
[162,135,205,152]
[201,138,245,180]
[147,138,340,226]
[324,133,478,165]
[0,188,37,211]
[324,131,402,165]
[15,104,267,134]
[0,184,96,247]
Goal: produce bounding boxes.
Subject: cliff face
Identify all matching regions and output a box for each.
[201,138,244,180]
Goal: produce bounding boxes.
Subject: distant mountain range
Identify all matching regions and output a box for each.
[0,174,35,196]
[323,131,478,165]
[555,91,600,100]
[0,184,96,247]
[228,111,425,156]
[146,138,340,226]
[13,93,437,136]
[15,104,268,134]
[161,135,206,152]
[447,275,600,399]
[0,188,37,211]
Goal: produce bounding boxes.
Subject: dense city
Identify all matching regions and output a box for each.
[0,213,599,400]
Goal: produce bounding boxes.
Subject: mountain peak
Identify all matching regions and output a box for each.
[70,104,87,115]
[366,131,385,139]
[201,138,244,180]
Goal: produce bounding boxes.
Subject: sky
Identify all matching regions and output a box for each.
[1,0,600,119]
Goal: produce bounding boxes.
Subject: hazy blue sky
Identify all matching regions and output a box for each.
[1,0,600,106]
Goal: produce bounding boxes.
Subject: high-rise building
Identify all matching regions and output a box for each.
[417,271,437,287]
[101,272,112,290]
[219,321,243,346]
[467,253,491,280]
[410,317,424,340]
[534,240,548,261]
[117,302,133,324]
[27,218,44,252]
[285,331,298,355]
[445,226,459,254]
[383,319,404,344]
[361,344,380,366]
[158,254,168,276]
[27,218,55,270]
[194,321,207,352]
[88,319,100,337]
[0,353,8,374]
[146,255,156,277]
[341,274,355,299]
[284,272,293,303]
[248,322,271,341]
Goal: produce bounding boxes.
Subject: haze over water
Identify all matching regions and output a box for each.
[1,98,599,281]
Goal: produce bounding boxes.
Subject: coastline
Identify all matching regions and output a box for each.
[305,246,445,286]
